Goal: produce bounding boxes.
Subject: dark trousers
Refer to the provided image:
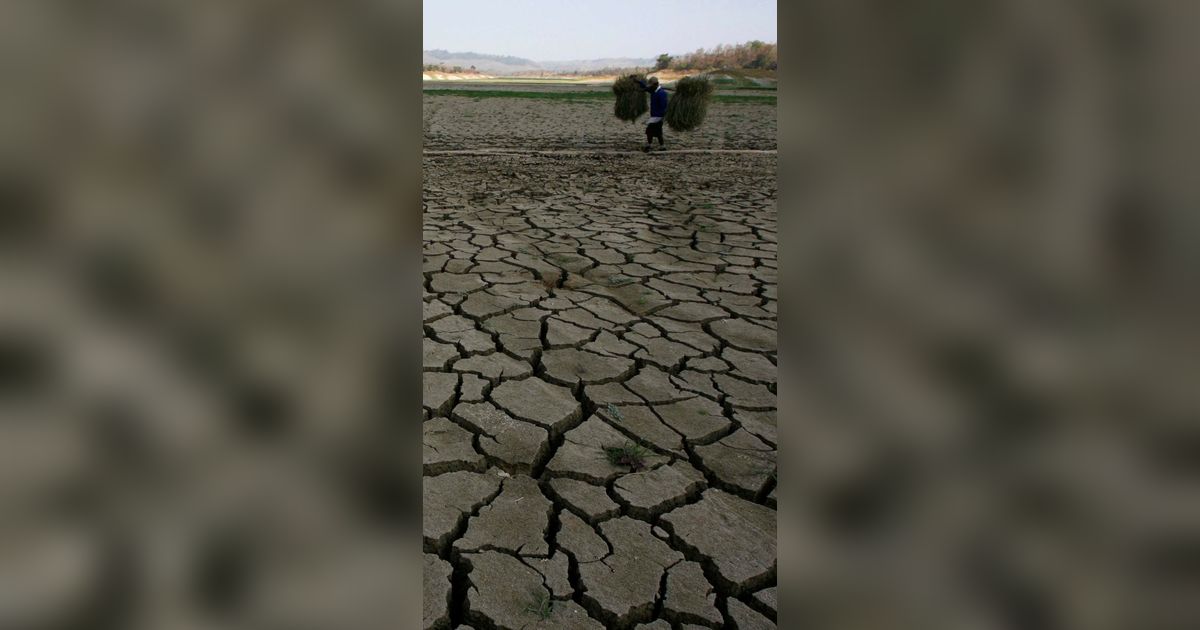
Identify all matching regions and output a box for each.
[646,121,664,144]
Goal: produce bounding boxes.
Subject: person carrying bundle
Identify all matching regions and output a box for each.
[629,75,670,152]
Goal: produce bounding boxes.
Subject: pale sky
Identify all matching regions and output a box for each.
[423,0,777,61]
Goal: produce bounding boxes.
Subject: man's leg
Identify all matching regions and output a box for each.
[654,122,666,149]
[643,124,652,152]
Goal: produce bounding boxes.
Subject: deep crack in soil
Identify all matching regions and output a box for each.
[424,151,777,629]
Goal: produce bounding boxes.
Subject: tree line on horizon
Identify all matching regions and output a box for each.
[423,63,481,73]
[657,40,777,71]
[564,41,778,76]
[422,41,778,76]
[559,41,779,76]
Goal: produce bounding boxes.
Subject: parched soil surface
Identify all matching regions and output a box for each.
[423,96,777,151]
[424,152,777,629]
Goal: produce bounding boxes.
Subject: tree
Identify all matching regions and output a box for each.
[664,40,777,72]
[655,53,672,71]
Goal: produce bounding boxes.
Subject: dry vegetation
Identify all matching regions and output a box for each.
[665,76,715,132]
[611,74,649,122]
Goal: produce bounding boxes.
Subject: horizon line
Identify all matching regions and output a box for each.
[422,41,778,64]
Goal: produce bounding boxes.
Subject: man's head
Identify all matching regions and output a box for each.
[647,76,660,89]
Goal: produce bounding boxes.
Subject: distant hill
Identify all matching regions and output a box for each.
[423,50,542,74]
[539,57,657,73]
[422,50,654,75]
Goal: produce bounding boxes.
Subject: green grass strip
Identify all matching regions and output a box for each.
[423,88,776,105]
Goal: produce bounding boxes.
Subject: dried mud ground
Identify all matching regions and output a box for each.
[424,100,777,630]
[423,95,777,151]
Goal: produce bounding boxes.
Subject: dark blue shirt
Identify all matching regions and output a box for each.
[649,86,669,117]
[635,80,670,118]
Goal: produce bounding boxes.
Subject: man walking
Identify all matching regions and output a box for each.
[631,75,669,152]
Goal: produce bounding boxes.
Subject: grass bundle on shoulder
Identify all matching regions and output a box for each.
[612,74,648,122]
[665,76,714,132]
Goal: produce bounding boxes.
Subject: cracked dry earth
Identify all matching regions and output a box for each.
[424,152,777,629]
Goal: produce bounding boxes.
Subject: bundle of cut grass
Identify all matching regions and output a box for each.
[665,76,714,132]
[612,74,648,122]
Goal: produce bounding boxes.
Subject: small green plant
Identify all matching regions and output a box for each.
[605,403,624,421]
[524,590,553,620]
[603,442,650,472]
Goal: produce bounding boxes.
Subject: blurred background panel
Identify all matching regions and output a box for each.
[779,1,1200,629]
[0,1,424,629]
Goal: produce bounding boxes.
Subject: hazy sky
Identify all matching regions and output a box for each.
[423,0,777,61]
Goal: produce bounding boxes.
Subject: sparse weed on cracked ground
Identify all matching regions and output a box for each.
[523,590,553,620]
[423,134,778,627]
[603,441,650,472]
